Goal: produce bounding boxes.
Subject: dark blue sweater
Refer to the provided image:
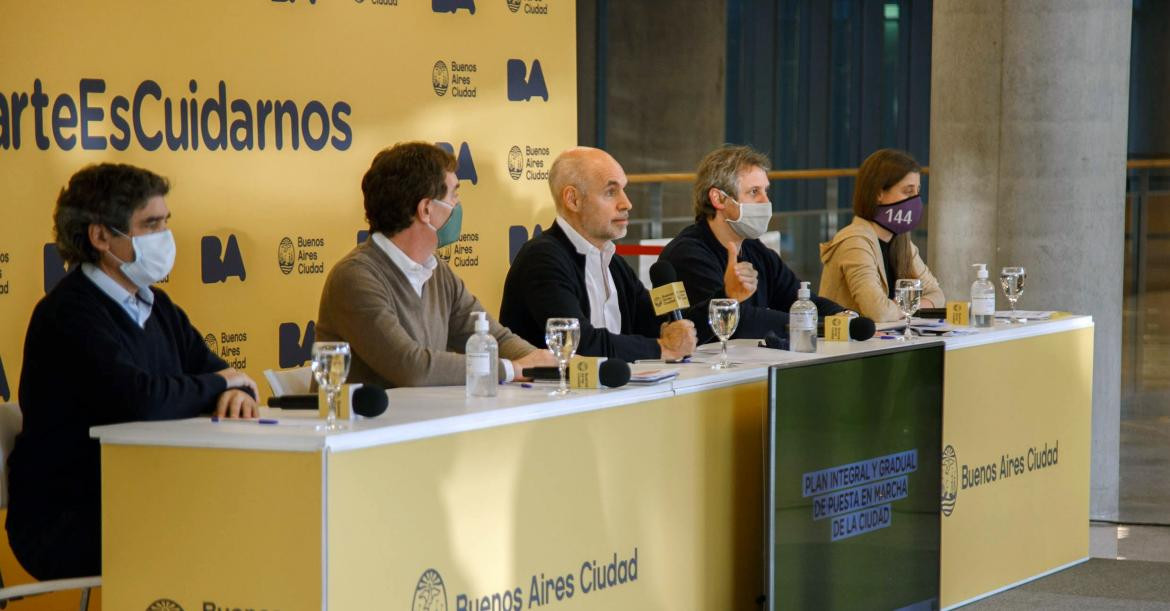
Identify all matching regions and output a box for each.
[6,267,228,577]
[499,222,667,362]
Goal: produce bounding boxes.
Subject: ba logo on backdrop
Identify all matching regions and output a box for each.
[0,352,10,402]
[436,142,478,184]
[432,61,450,96]
[43,243,67,293]
[941,445,959,517]
[507,59,548,101]
[145,599,183,611]
[432,0,474,14]
[278,321,316,368]
[508,224,542,263]
[412,569,448,611]
[201,235,246,283]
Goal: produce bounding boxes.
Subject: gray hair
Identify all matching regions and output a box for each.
[692,145,771,223]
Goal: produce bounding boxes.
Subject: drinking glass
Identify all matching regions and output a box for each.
[894,279,923,341]
[544,318,581,396]
[1000,266,1027,323]
[708,299,740,369]
[311,341,351,432]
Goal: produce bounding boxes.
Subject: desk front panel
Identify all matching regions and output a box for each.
[327,381,768,610]
[102,445,323,610]
[940,326,1093,607]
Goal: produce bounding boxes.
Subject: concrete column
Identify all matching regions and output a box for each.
[929,0,1131,520]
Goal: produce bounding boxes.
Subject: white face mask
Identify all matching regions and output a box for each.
[719,190,772,240]
[108,228,176,290]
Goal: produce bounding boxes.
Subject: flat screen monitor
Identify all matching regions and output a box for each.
[767,343,943,610]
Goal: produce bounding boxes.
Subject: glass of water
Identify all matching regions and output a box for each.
[894,278,923,341]
[545,318,580,396]
[708,298,740,369]
[311,341,351,432]
[1000,266,1027,323]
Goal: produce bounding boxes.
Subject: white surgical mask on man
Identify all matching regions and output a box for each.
[107,227,176,289]
[719,189,772,240]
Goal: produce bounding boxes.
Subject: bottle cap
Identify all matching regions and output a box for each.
[798,281,811,299]
[470,311,489,333]
[972,263,988,279]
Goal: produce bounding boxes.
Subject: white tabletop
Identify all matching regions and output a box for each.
[91,315,1092,453]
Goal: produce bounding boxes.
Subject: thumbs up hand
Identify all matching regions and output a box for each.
[723,240,758,303]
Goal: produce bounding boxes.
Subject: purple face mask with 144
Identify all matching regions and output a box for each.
[874,194,924,235]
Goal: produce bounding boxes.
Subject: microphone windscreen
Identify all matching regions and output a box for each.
[849,316,876,341]
[649,260,677,287]
[598,358,631,388]
[353,384,389,418]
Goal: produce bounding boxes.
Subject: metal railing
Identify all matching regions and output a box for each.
[624,159,1170,404]
[624,167,883,241]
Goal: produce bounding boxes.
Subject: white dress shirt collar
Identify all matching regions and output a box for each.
[371,231,438,297]
[81,262,154,328]
[555,217,622,334]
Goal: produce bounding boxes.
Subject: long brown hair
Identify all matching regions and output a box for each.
[853,149,921,282]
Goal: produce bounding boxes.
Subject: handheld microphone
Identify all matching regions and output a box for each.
[267,394,317,409]
[523,359,630,388]
[817,315,876,341]
[648,261,690,321]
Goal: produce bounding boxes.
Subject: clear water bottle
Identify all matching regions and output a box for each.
[466,311,498,397]
[789,281,817,353]
[970,263,995,328]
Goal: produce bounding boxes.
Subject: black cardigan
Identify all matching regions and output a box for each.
[7,267,228,575]
[499,222,665,362]
[659,220,845,342]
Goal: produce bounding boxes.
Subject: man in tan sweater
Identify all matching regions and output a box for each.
[317,142,554,387]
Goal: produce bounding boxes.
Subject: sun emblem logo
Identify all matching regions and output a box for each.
[278,237,295,275]
[146,599,184,611]
[507,146,524,180]
[411,568,448,611]
[432,61,450,96]
[941,445,959,517]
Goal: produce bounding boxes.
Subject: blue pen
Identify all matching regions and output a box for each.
[520,383,534,389]
[211,416,279,424]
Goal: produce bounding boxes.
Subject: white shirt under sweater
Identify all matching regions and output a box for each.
[555,217,622,334]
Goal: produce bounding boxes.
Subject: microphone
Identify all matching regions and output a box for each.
[523,358,630,388]
[266,384,389,418]
[648,261,690,321]
[352,384,389,418]
[598,358,631,388]
[817,315,876,341]
[267,394,317,409]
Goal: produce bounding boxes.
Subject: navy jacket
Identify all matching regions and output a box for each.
[499,222,667,362]
[659,221,845,342]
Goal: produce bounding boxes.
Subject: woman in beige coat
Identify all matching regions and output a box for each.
[819,149,943,322]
